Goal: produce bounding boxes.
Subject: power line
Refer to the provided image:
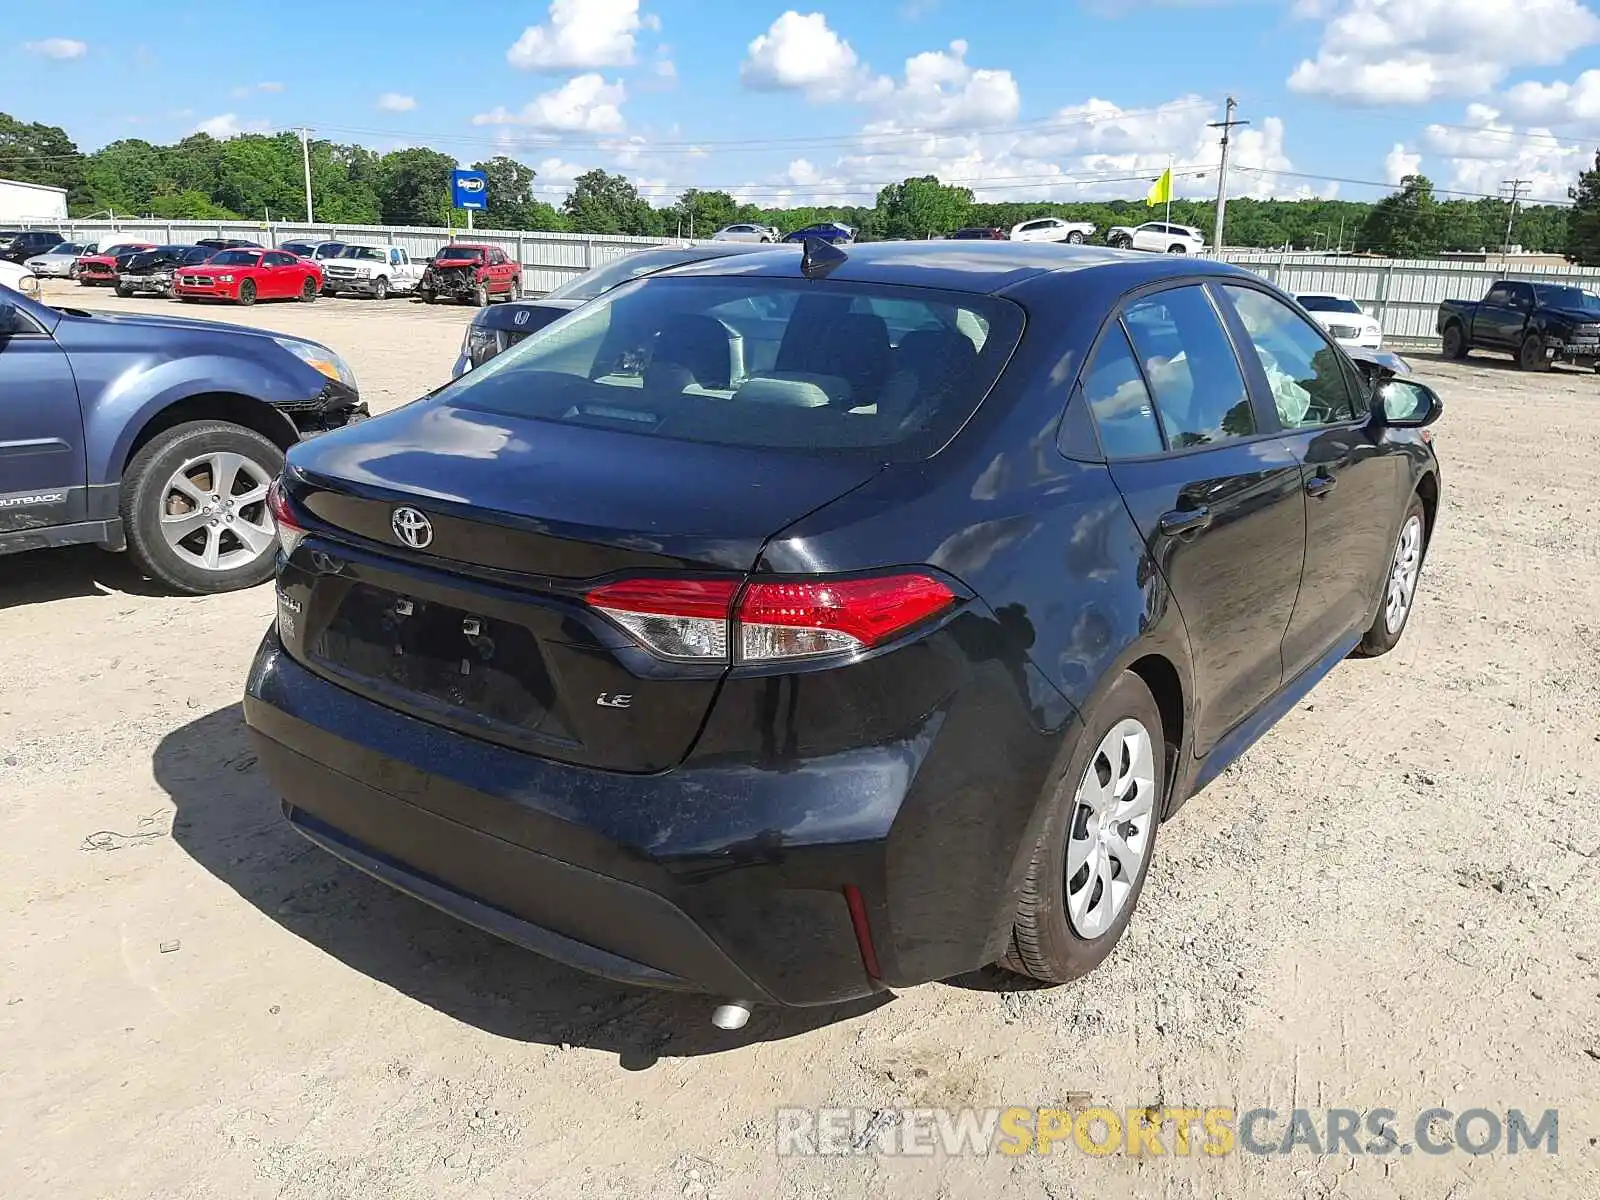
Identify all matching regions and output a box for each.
[1230,164,1574,207]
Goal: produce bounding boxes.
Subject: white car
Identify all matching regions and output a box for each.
[320,243,424,298]
[1009,217,1096,244]
[1296,293,1383,349]
[1106,221,1207,254]
[0,259,40,297]
[22,241,87,278]
[712,223,780,244]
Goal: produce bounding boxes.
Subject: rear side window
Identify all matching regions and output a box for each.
[1121,287,1255,448]
[443,276,1024,460]
[1082,324,1163,458]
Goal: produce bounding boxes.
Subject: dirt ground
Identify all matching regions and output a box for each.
[3,282,1598,1199]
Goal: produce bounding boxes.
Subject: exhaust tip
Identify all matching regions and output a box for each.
[711,1002,752,1030]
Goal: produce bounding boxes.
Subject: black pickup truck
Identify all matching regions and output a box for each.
[1437,280,1600,371]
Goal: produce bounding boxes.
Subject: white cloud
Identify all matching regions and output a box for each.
[23,38,87,60]
[1421,105,1586,200]
[740,11,875,101]
[193,113,272,139]
[531,156,587,198]
[507,0,643,70]
[1503,68,1600,124]
[377,92,417,112]
[1384,142,1423,182]
[1288,0,1600,104]
[751,96,1309,208]
[863,40,1020,131]
[230,80,284,98]
[472,74,626,133]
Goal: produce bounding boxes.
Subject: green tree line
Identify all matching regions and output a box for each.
[1,111,1591,259]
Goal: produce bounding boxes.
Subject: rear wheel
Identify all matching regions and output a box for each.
[1518,333,1550,371]
[1355,497,1428,657]
[237,279,257,306]
[1441,323,1468,359]
[1003,671,1164,983]
[120,421,284,594]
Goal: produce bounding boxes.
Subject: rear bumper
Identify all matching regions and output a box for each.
[245,632,886,1005]
[243,624,1070,1006]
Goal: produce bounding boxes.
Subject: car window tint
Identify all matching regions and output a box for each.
[1121,286,1255,448]
[1222,286,1361,427]
[1082,323,1164,457]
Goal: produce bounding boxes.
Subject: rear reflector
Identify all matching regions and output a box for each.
[266,477,306,557]
[585,573,956,663]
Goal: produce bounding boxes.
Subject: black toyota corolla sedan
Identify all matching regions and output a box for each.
[246,241,1442,1018]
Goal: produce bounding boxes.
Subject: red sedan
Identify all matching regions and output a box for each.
[173,248,323,305]
[76,241,156,286]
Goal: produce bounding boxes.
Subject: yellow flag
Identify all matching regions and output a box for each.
[1147,168,1173,207]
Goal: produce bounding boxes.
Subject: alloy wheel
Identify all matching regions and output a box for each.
[158,451,275,572]
[1065,718,1157,939]
[1384,514,1424,635]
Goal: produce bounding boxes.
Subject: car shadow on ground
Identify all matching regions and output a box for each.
[154,703,889,1067]
[0,544,167,609]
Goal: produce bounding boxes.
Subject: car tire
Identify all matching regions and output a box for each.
[1441,323,1469,359]
[1518,333,1550,371]
[69,263,81,280]
[1167,244,1187,254]
[1067,231,1085,244]
[372,277,389,301]
[1354,496,1429,657]
[1002,671,1165,984]
[237,279,257,306]
[1109,234,1132,249]
[299,277,317,302]
[468,282,489,307]
[419,288,435,304]
[120,420,285,595]
[115,283,132,297]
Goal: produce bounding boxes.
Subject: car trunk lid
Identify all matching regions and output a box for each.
[275,399,884,772]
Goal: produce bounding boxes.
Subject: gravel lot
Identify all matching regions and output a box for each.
[3,282,1598,1199]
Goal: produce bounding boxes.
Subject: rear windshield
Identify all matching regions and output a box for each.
[440,275,1023,460]
[1298,295,1361,314]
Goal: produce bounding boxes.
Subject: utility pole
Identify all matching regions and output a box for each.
[298,127,315,225]
[1501,178,1529,256]
[1208,97,1248,254]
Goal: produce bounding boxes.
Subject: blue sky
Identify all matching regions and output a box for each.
[8,0,1600,209]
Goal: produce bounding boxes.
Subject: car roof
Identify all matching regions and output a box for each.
[438,242,494,251]
[659,239,1251,296]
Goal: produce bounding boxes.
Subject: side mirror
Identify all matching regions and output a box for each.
[1374,379,1443,428]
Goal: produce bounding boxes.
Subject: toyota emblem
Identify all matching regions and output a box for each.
[391,506,434,549]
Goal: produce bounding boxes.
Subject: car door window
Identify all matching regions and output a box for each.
[1485,285,1512,306]
[1221,285,1361,427]
[1081,322,1164,457]
[1121,287,1255,448]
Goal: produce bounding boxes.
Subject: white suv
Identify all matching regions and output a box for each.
[1009,217,1096,244]
[1106,221,1207,254]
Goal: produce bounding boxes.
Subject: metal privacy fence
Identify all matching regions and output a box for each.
[29,219,685,296]
[1215,251,1600,346]
[25,218,1600,343]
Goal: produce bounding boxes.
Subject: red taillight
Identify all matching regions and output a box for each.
[586,578,740,661]
[585,573,956,663]
[266,477,306,557]
[737,576,956,661]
